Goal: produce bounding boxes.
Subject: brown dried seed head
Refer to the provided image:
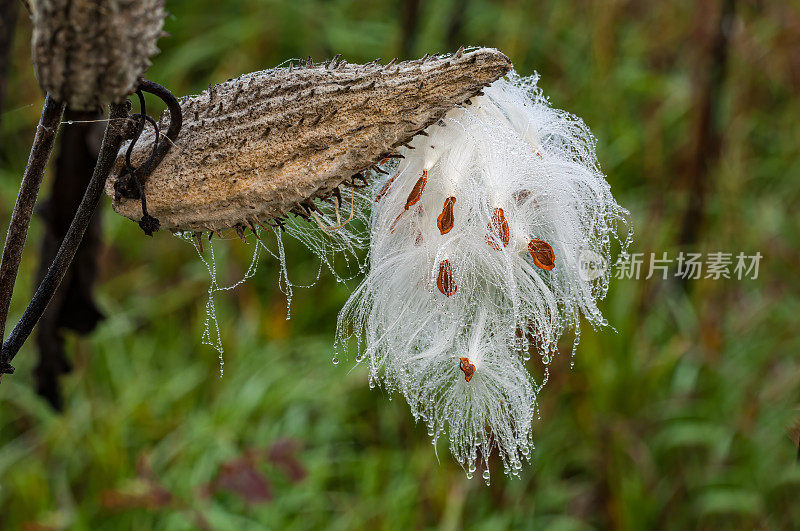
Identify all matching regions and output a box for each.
[436,259,457,297]
[32,0,166,110]
[106,48,512,232]
[528,238,555,270]
[437,196,456,235]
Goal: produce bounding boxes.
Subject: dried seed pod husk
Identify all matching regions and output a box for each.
[31,0,166,110]
[106,48,512,232]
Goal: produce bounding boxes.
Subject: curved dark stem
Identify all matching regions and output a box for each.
[124,90,148,172]
[0,103,130,374]
[127,113,160,176]
[0,95,66,352]
[121,91,161,235]
[112,79,182,235]
[34,106,106,409]
[131,79,182,185]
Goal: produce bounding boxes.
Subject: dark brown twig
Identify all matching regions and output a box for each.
[136,79,183,180]
[445,0,468,51]
[400,0,422,58]
[34,107,105,409]
[678,0,735,252]
[0,79,183,376]
[0,102,129,373]
[0,95,66,346]
[0,0,19,144]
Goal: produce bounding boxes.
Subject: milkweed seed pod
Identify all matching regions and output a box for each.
[337,71,631,480]
[106,48,511,232]
[31,0,166,110]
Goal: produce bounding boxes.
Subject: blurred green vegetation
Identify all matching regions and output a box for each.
[1,0,800,528]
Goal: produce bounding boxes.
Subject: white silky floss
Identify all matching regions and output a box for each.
[337,71,630,481]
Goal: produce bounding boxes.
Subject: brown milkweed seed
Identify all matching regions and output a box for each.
[405,172,428,210]
[437,259,457,297]
[437,196,456,235]
[391,170,429,232]
[528,238,555,270]
[374,174,397,202]
[486,207,510,250]
[107,49,511,232]
[459,357,476,382]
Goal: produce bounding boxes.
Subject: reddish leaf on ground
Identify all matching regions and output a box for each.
[216,458,273,504]
[268,439,307,483]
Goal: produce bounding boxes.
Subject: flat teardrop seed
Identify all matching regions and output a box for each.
[486,207,510,250]
[405,172,428,210]
[437,196,456,234]
[436,259,457,297]
[528,238,555,270]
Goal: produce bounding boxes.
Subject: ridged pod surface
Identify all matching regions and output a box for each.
[31,0,166,110]
[107,48,511,232]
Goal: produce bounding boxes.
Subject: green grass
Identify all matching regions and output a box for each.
[2,0,799,528]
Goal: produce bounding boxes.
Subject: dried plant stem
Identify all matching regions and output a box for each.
[0,0,19,142]
[0,102,129,373]
[0,95,65,345]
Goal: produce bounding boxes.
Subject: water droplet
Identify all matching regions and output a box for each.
[332,357,339,365]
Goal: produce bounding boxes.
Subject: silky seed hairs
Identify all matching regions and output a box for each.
[337,71,630,482]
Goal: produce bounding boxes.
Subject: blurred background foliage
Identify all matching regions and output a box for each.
[1,0,799,528]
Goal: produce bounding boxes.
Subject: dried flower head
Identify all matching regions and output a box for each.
[32,0,166,110]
